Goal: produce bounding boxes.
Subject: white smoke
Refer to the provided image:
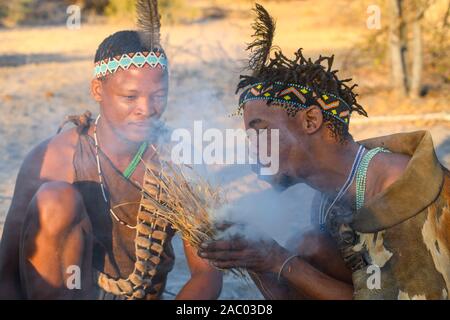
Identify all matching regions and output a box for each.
[155,76,317,247]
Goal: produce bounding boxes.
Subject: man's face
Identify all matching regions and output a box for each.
[92,65,168,143]
[243,100,311,190]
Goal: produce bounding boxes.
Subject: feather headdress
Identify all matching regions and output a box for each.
[246,3,276,75]
[236,3,368,138]
[136,0,162,51]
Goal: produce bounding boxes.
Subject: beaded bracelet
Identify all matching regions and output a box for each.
[277,254,300,282]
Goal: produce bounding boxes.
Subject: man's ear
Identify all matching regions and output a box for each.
[91,78,103,102]
[300,105,323,134]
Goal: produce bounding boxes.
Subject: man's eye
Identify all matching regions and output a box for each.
[125,95,137,100]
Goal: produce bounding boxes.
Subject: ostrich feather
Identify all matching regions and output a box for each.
[246,3,276,74]
[136,0,161,50]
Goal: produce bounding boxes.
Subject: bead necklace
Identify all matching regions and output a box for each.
[320,144,366,228]
[355,147,391,210]
[93,114,148,229]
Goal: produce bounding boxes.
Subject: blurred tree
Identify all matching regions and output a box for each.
[389,0,409,96]
[0,0,32,27]
[0,3,7,25]
[344,0,448,98]
[104,0,134,17]
[410,0,427,98]
[79,0,109,14]
[104,0,200,24]
[388,0,447,98]
[429,1,450,84]
[0,0,208,27]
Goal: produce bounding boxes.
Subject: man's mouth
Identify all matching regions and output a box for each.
[251,164,297,190]
[128,119,167,142]
[129,121,152,129]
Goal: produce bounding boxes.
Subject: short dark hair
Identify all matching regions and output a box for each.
[94,30,166,62]
[94,30,167,81]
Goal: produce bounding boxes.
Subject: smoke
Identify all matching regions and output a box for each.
[153,75,318,248]
[143,40,321,252]
[210,183,316,246]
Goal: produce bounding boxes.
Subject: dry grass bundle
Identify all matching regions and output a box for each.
[140,156,249,279]
[140,158,223,249]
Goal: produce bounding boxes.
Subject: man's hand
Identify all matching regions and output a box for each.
[198,227,354,300]
[175,240,222,300]
[198,234,290,273]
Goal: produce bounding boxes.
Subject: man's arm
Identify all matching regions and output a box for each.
[0,140,50,299]
[175,240,222,300]
[273,251,353,300]
[0,130,77,299]
[250,229,353,299]
[248,271,298,299]
[199,232,354,300]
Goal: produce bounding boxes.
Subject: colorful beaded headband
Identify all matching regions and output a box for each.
[93,51,168,79]
[239,82,352,125]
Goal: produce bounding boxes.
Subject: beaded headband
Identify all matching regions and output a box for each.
[93,51,168,79]
[239,81,352,125]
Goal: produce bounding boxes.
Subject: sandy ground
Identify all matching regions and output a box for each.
[0,0,449,299]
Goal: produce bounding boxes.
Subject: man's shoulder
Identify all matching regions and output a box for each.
[376,151,411,192]
[23,127,80,182]
[47,127,80,153]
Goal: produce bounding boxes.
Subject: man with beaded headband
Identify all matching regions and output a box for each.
[0,0,222,299]
[199,4,450,300]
